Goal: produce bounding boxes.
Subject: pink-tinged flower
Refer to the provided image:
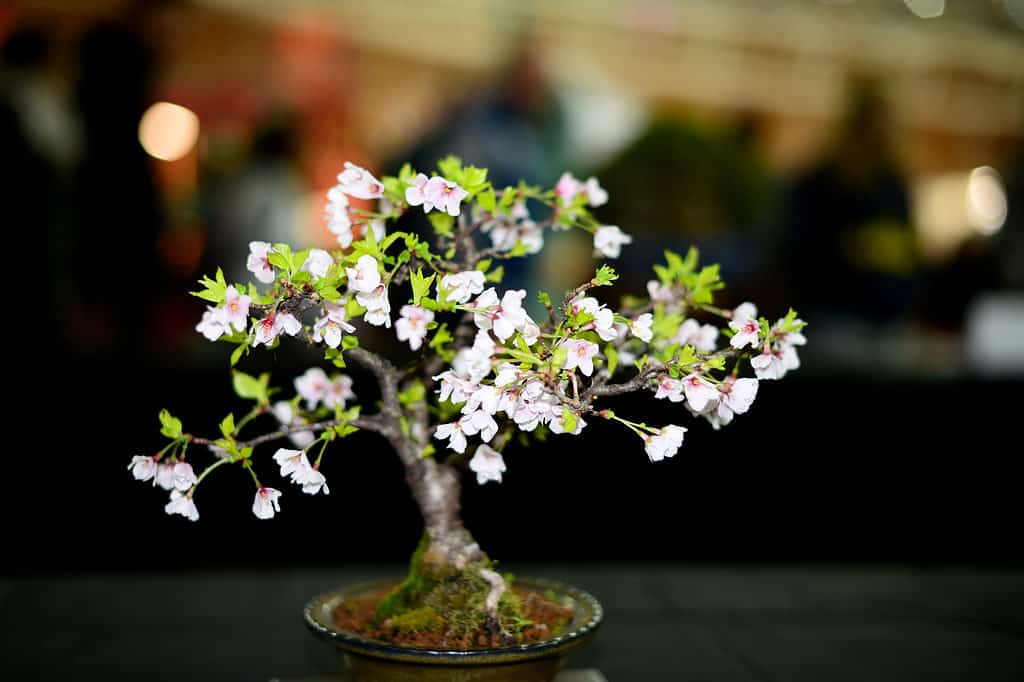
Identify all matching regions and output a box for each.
[520,316,541,346]
[733,302,758,321]
[346,254,381,294]
[295,368,330,409]
[247,241,276,284]
[549,410,586,435]
[221,285,251,333]
[196,307,227,341]
[433,370,477,405]
[272,448,310,478]
[675,319,719,353]
[729,317,760,350]
[127,455,157,482]
[336,161,383,199]
[405,173,434,212]
[471,288,528,342]
[510,198,530,219]
[571,297,617,342]
[271,402,315,448]
[292,466,329,495]
[647,280,675,302]
[355,284,391,328]
[489,220,544,254]
[252,311,301,347]
[435,421,468,453]
[583,176,608,207]
[164,490,199,521]
[463,385,501,416]
[155,462,176,491]
[555,172,582,207]
[643,425,687,462]
[460,409,499,442]
[772,317,807,347]
[326,195,354,247]
[630,313,654,343]
[302,249,333,280]
[562,339,599,377]
[682,374,719,413]
[716,376,758,423]
[252,487,282,519]
[493,362,519,387]
[172,462,197,491]
[424,176,469,217]
[441,270,485,304]
[469,445,506,485]
[593,225,632,258]
[396,305,434,350]
[324,374,355,409]
[654,375,685,402]
[751,346,799,380]
[312,304,356,349]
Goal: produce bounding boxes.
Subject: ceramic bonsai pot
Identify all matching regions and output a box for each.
[303,577,603,682]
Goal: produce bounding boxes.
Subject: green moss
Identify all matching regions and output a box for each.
[373,535,532,641]
[388,607,443,633]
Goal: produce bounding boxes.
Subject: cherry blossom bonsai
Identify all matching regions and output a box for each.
[129,156,807,646]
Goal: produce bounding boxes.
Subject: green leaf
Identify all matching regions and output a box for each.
[477,187,496,212]
[190,268,228,304]
[219,413,236,439]
[398,381,426,406]
[550,345,568,371]
[561,407,577,434]
[341,335,359,350]
[508,241,529,257]
[428,212,454,237]
[429,323,454,360]
[485,265,504,283]
[476,258,492,273]
[230,343,248,367]
[324,347,347,368]
[345,297,366,319]
[594,264,618,286]
[409,268,435,306]
[318,286,342,302]
[267,252,289,271]
[605,344,619,376]
[159,409,183,439]
[437,155,463,182]
[232,371,269,405]
[537,291,551,307]
[652,310,683,340]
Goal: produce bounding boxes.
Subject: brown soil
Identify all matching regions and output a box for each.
[333,586,575,650]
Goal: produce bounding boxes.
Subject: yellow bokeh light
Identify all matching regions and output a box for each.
[138,102,200,162]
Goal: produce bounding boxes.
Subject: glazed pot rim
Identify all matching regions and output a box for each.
[303,576,603,665]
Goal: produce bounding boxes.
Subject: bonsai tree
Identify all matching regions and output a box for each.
[129,157,806,644]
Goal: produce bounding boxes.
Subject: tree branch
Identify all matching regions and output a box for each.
[191,413,387,450]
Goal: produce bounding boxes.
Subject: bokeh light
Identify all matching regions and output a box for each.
[904,0,945,19]
[138,101,200,161]
[966,166,1008,236]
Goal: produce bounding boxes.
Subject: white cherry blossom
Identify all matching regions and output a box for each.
[647,280,675,302]
[751,346,799,380]
[252,487,282,519]
[644,425,687,462]
[346,255,380,294]
[313,304,356,349]
[273,448,310,478]
[469,445,506,485]
[247,241,276,284]
[460,409,498,442]
[253,311,301,347]
[654,375,685,402]
[196,307,227,341]
[674,319,719,353]
[155,462,176,491]
[555,172,581,207]
[682,374,719,413]
[172,462,197,492]
[584,176,608,207]
[293,466,330,495]
[396,305,434,350]
[435,421,468,454]
[405,173,434,212]
[471,288,527,342]
[356,284,391,328]
[520,316,541,346]
[562,339,599,377]
[593,225,632,258]
[295,367,330,409]
[729,317,760,350]
[301,249,333,280]
[128,455,157,482]
[222,285,251,332]
[489,220,544,254]
[424,176,469,216]
[324,374,356,409]
[549,410,586,435]
[733,302,758,321]
[336,161,383,199]
[630,313,653,343]
[441,270,486,304]
[164,490,199,521]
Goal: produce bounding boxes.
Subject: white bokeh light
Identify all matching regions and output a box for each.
[966,166,1008,236]
[138,102,200,161]
[904,0,945,19]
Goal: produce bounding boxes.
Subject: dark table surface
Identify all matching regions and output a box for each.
[3,564,1022,682]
